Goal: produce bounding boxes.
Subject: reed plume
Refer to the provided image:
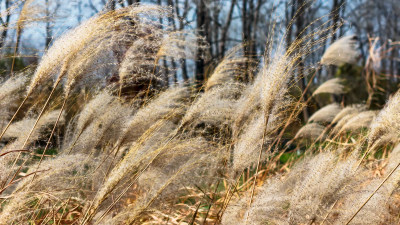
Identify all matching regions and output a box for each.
[308,103,342,123]
[294,122,326,140]
[368,91,400,147]
[338,110,377,134]
[321,35,360,66]
[312,78,346,96]
[101,137,224,224]
[0,74,28,130]
[0,154,108,224]
[204,46,249,91]
[1,3,399,225]
[84,87,188,220]
[223,147,400,224]
[331,104,367,124]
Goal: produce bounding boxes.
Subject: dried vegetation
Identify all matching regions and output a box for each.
[0,4,400,225]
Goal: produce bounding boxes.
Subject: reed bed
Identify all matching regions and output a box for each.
[0,4,400,225]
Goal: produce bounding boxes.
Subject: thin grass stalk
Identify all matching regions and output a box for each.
[280,93,321,154]
[189,202,201,225]
[321,199,338,225]
[202,146,231,224]
[0,149,30,157]
[0,168,49,194]
[30,91,70,183]
[215,171,243,225]
[0,56,69,148]
[246,112,272,225]
[10,18,23,76]
[217,184,233,220]
[164,207,172,225]
[10,0,36,75]
[92,174,139,225]
[57,197,71,225]
[202,202,212,225]
[315,123,333,142]
[66,129,84,154]
[28,195,45,222]
[92,141,177,224]
[345,162,400,225]
[118,84,122,98]
[41,205,55,224]
[273,65,320,151]
[309,110,369,155]
[293,115,335,155]
[145,55,161,99]
[83,128,181,224]
[355,142,379,170]
[243,64,320,225]
[238,170,266,191]
[95,144,119,172]
[87,120,173,215]
[100,145,121,184]
[91,155,157,223]
[202,178,223,225]
[0,94,29,145]
[126,150,220,225]
[4,77,62,189]
[10,31,20,76]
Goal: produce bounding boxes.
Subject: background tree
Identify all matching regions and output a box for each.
[0,0,399,118]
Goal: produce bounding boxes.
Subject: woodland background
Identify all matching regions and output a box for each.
[1,1,400,224]
[1,0,399,122]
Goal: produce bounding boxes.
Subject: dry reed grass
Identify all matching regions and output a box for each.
[1,4,400,225]
[321,35,360,66]
[312,78,347,96]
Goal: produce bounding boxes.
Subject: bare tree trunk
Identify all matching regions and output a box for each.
[339,1,346,36]
[330,0,341,43]
[157,0,169,87]
[174,0,190,82]
[159,0,179,84]
[195,0,208,88]
[0,0,11,50]
[285,0,295,50]
[389,15,398,90]
[126,0,140,5]
[45,0,61,50]
[328,0,344,78]
[212,2,220,58]
[219,0,236,58]
[105,0,116,11]
[295,0,309,122]
[251,0,262,57]
[242,0,252,82]
[45,0,52,49]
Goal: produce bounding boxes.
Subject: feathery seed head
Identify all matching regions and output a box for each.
[28,5,170,95]
[369,91,400,146]
[321,35,360,66]
[295,123,325,140]
[331,104,367,124]
[308,103,342,123]
[205,46,249,91]
[312,78,347,96]
[338,110,377,134]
